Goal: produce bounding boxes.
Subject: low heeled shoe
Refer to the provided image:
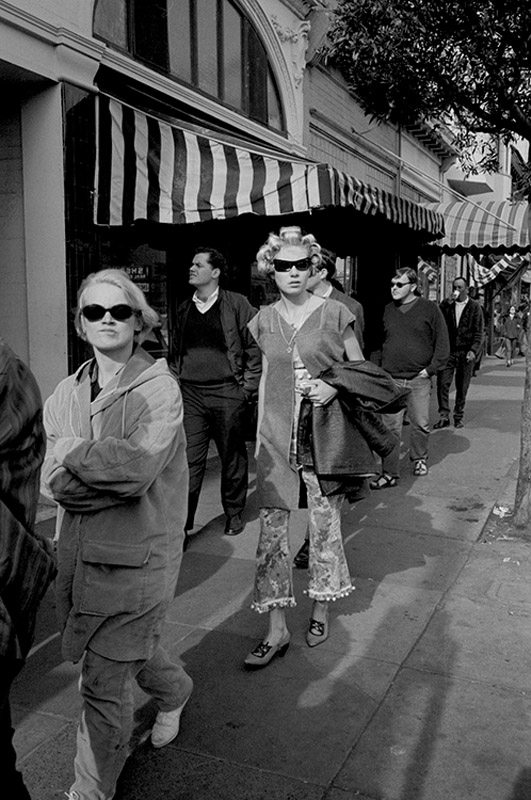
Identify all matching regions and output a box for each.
[151,682,193,748]
[244,633,290,668]
[306,613,329,647]
[225,513,244,535]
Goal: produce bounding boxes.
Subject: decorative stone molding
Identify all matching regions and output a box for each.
[270,15,311,88]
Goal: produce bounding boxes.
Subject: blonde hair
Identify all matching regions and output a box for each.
[75,268,160,343]
[256,226,323,274]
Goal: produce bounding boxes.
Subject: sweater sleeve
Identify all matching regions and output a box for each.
[236,297,262,398]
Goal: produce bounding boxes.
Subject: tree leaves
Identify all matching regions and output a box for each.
[326,0,531,142]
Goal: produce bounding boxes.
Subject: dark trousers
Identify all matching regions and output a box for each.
[181,381,248,528]
[0,657,32,800]
[437,351,474,423]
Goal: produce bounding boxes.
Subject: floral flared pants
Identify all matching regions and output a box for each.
[251,467,354,613]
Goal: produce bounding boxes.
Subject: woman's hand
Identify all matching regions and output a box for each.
[305,379,338,406]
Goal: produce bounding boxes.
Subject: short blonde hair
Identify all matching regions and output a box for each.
[75,269,159,343]
[256,226,323,274]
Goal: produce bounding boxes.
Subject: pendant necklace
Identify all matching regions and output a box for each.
[278,297,311,353]
[279,323,298,353]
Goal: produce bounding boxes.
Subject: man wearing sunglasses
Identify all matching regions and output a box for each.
[171,247,261,541]
[370,267,449,488]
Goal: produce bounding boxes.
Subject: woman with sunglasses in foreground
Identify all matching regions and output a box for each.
[244,226,365,668]
[41,269,192,800]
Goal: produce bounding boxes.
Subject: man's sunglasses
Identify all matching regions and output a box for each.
[81,304,136,322]
[391,280,411,288]
[273,257,311,273]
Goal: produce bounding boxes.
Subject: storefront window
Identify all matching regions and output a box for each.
[223,1,243,109]
[196,0,219,97]
[93,0,285,132]
[93,0,127,50]
[168,0,192,82]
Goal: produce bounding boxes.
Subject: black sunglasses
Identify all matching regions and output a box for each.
[391,280,411,288]
[81,304,136,322]
[273,257,311,273]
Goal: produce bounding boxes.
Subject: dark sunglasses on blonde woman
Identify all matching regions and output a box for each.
[272,258,312,273]
[81,304,135,322]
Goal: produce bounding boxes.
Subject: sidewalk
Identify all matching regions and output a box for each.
[13,356,531,800]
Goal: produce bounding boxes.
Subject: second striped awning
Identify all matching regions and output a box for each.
[425,199,530,254]
[94,95,444,237]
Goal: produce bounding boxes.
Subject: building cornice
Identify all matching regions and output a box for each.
[0,1,104,89]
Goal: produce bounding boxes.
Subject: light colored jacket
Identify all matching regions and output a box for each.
[42,347,188,663]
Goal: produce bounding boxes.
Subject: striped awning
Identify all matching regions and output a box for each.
[94,95,444,236]
[425,199,530,254]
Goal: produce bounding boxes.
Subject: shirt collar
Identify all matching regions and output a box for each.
[192,286,220,309]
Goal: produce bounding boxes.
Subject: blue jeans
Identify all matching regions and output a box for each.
[381,374,432,478]
[69,645,193,800]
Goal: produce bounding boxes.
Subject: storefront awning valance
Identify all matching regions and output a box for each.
[424,199,530,254]
[94,96,444,236]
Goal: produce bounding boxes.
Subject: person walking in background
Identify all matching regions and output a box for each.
[42,269,192,800]
[293,247,366,570]
[518,302,529,356]
[244,226,367,669]
[170,248,261,541]
[501,305,521,367]
[468,286,486,377]
[0,339,56,800]
[370,268,449,488]
[435,277,485,429]
[306,248,365,351]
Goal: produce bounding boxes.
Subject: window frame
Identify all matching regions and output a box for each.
[93,0,285,133]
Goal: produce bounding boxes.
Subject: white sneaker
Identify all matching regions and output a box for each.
[151,688,193,748]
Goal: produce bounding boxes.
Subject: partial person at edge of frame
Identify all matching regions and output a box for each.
[0,338,56,800]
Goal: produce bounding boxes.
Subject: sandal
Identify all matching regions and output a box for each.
[370,473,398,490]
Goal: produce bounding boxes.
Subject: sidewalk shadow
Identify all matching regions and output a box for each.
[507,769,531,800]
[113,490,463,800]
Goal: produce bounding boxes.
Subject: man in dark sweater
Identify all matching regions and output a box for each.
[371,267,449,488]
[435,277,485,428]
[170,248,261,540]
